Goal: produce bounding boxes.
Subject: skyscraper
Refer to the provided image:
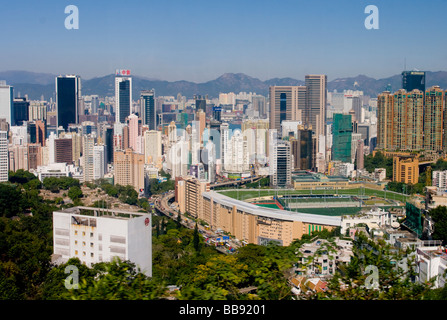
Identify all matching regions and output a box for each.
[115,70,132,124]
[305,75,327,137]
[269,86,306,134]
[402,71,425,92]
[82,134,95,183]
[114,148,145,192]
[12,97,29,126]
[0,81,14,126]
[332,113,352,163]
[56,75,81,131]
[270,140,292,188]
[141,90,156,130]
[195,95,207,112]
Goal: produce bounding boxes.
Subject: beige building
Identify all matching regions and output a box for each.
[114,148,145,192]
[176,176,210,218]
[393,155,419,185]
[200,191,340,246]
[144,130,162,167]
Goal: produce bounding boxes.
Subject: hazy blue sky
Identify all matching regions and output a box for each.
[0,0,446,82]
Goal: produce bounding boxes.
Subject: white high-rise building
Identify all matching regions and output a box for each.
[82,135,95,182]
[52,206,152,276]
[167,138,189,178]
[144,130,162,166]
[93,145,106,181]
[0,81,13,125]
[0,131,9,182]
[433,171,447,190]
[224,130,249,173]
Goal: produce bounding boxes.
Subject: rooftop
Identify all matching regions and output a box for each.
[55,206,148,220]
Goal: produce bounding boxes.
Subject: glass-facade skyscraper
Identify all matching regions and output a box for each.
[115,72,132,124]
[332,113,352,163]
[402,71,425,92]
[141,89,156,130]
[56,75,81,131]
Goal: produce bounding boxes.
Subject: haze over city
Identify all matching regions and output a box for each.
[1,0,447,82]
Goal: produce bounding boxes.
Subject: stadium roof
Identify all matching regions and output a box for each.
[203,191,342,227]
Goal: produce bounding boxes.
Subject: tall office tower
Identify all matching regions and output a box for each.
[29,100,47,122]
[0,131,8,182]
[332,113,353,163]
[305,75,327,137]
[127,114,140,152]
[351,96,362,123]
[140,90,156,130]
[252,95,267,118]
[402,71,425,92]
[56,75,81,131]
[424,86,444,152]
[105,126,114,164]
[0,81,13,125]
[144,130,162,166]
[83,135,95,183]
[12,97,30,126]
[115,70,132,124]
[194,95,207,112]
[297,127,314,170]
[213,106,222,122]
[270,140,292,188]
[269,86,306,133]
[93,145,106,180]
[54,137,73,164]
[114,148,145,192]
[27,122,37,144]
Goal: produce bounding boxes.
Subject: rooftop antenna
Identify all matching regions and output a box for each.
[404,57,406,71]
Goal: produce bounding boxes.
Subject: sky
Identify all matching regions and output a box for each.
[1,0,446,82]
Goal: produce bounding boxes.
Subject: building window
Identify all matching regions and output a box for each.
[75,250,78,255]
[90,243,94,248]
[91,253,94,258]
[90,232,94,238]
[74,230,78,235]
[82,231,85,236]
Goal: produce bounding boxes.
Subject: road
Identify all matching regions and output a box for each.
[153,190,241,254]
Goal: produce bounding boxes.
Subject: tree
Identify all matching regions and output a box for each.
[68,186,83,202]
[193,223,201,253]
[62,258,166,300]
[429,206,447,245]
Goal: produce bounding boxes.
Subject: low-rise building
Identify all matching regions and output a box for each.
[294,237,353,277]
[52,206,152,276]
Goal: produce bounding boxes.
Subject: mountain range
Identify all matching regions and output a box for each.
[2,70,447,101]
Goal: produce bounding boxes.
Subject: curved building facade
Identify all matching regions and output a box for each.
[200,191,342,246]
